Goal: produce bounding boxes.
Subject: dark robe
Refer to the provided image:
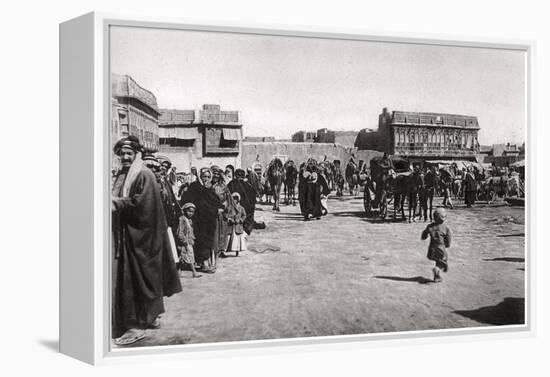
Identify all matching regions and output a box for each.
[247,170,261,194]
[112,163,182,338]
[160,177,182,234]
[213,181,236,252]
[304,174,330,219]
[298,172,307,215]
[464,172,477,206]
[227,178,257,235]
[180,181,224,264]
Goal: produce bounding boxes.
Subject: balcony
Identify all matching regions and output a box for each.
[394,144,478,157]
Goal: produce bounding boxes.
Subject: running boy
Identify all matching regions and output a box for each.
[421,207,452,283]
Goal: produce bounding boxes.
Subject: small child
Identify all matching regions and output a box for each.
[226,192,247,256]
[421,207,452,283]
[176,203,201,278]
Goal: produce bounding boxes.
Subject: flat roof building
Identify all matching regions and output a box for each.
[356,108,481,164]
[158,104,243,171]
[111,74,161,152]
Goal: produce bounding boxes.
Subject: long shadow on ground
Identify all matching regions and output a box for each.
[375,275,433,284]
[496,233,525,238]
[273,214,307,221]
[483,257,525,263]
[362,217,408,224]
[328,196,362,201]
[454,297,525,325]
[330,211,366,218]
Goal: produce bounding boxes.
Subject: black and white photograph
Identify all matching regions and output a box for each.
[109,25,527,348]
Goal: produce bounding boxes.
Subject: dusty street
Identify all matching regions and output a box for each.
[127,195,525,347]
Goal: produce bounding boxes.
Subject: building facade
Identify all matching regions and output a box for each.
[356,108,481,164]
[316,128,336,143]
[158,104,243,171]
[111,74,161,152]
[291,130,317,143]
[481,142,524,167]
[291,129,358,147]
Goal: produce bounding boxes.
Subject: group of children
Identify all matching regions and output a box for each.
[175,192,248,278]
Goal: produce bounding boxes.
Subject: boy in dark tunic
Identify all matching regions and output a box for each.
[421,207,452,283]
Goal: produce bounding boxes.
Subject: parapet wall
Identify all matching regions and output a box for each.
[242,142,360,171]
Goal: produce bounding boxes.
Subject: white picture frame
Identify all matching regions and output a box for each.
[59,12,534,365]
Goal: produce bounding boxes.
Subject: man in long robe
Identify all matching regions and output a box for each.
[227,169,258,235]
[211,166,237,256]
[464,166,477,207]
[111,136,182,346]
[157,157,183,236]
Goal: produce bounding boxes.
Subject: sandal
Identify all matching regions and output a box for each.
[114,329,145,346]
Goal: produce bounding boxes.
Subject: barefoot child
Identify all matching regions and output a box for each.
[176,203,201,278]
[421,207,452,283]
[226,192,247,256]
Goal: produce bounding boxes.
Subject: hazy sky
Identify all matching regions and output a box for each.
[111,26,526,145]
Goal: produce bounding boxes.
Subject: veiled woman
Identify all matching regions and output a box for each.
[180,168,223,273]
[227,168,258,235]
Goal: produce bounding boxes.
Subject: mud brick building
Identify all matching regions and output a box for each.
[481,142,524,167]
[111,74,161,152]
[291,130,317,143]
[158,104,243,172]
[356,107,481,166]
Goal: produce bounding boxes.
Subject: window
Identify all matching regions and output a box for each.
[204,127,240,155]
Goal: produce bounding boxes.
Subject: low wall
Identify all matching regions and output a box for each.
[242,142,356,172]
[158,144,241,172]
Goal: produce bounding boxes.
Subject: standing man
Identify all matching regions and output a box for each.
[464,166,477,208]
[440,168,454,209]
[157,157,183,238]
[111,136,182,346]
[424,166,439,220]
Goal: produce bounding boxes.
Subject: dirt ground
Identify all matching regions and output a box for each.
[124,194,525,347]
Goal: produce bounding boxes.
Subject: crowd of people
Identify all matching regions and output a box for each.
[110,135,517,346]
[111,136,259,346]
[297,159,332,220]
